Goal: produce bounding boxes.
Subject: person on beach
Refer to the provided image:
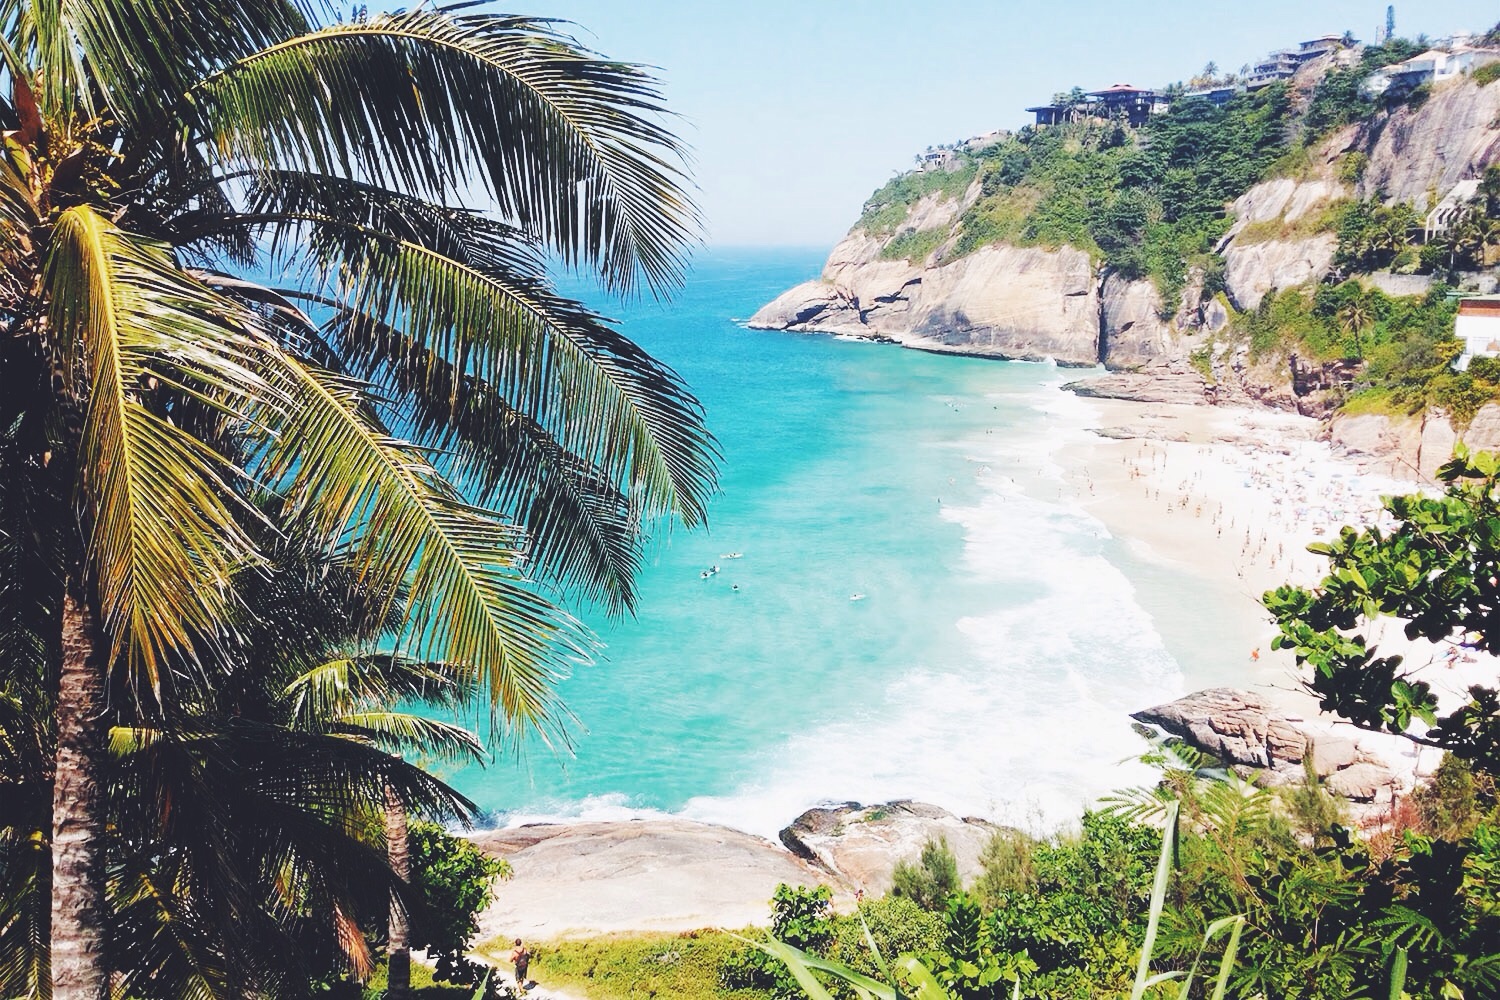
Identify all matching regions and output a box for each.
[511,938,531,990]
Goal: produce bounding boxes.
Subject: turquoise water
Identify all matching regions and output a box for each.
[445,247,1191,835]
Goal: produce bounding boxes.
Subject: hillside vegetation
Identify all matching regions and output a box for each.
[852,34,1500,416]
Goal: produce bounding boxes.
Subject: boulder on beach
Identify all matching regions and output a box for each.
[1131,687,1401,804]
[778,800,1000,892]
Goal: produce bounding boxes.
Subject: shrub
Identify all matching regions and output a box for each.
[1474,60,1500,87]
[891,837,960,911]
[1338,151,1369,184]
[972,829,1037,908]
[1414,753,1500,840]
[407,822,512,984]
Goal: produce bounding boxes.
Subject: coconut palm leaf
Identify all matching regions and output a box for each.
[260,354,590,739]
[42,205,285,692]
[0,0,320,124]
[283,655,475,721]
[332,712,486,764]
[190,8,698,293]
[327,238,715,525]
[108,861,227,1000]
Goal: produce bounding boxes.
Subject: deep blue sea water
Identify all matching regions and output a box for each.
[441,247,1202,835]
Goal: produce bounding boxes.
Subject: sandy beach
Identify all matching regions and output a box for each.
[1057,394,1497,780]
[467,389,1500,955]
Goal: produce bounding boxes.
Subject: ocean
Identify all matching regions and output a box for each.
[441,247,1217,837]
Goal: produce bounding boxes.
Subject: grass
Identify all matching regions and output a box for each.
[363,961,477,999]
[1475,61,1500,87]
[949,186,1044,258]
[1336,385,1413,418]
[1189,346,1217,385]
[1233,199,1348,246]
[879,226,947,263]
[475,929,761,1000]
[857,163,978,236]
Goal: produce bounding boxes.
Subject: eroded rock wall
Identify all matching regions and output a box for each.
[748,231,1103,365]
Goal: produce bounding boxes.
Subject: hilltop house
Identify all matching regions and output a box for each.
[1362,46,1500,97]
[1455,297,1500,369]
[1027,83,1168,128]
[1026,35,1353,126]
[1246,35,1351,88]
[917,148,956,171]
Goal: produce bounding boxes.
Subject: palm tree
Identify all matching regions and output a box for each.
[0,3,716,996]
[5,524,512,998]
[1338,298,1376,359]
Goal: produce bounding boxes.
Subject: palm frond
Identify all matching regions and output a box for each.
[107,862,227,1000]
[259,355,590,740]
[1,0,319,124]
[192,8,699,293]
[332,713,485,764]
[330,238,716,528]
[44,206,286,691]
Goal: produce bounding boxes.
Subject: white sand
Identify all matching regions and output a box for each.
[1059,396,1496,782]
[471,391,1499,956]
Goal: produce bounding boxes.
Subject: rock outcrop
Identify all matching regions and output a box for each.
[778,800,999,892]
[1355,78,1500,206]
[1222,235,1340,312]
[1131,688,1401,804]
[467,801,1004,938]
[1326,403,1500,480]
[749,231,1102,365]
[469,819,835,939]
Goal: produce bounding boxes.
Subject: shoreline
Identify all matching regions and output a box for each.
[469,376,1499,944]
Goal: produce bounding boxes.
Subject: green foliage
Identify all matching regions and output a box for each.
[892,837,960,911]
[828,895,946,983]
[1265,447,1500,775]
[1237,281,1476,416]
[972,830,1037,909]
[1303,39,1424,139]
[1473,61,1500,87]
[490,929,753,1000]
[879,226,948,263]
[858,164,979,235]
[1282,756,1348,845]
[932,85,1297,307]
[1338,151,1369,184]
[408,822,513,983]
[721,885,835,997]
[1334,199,1423,272]
[363,960,503,999]
[1414,754,1500,840]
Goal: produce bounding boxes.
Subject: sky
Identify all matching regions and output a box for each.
[477,1,1499,247]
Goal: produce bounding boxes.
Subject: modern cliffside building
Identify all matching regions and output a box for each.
[1027,84,1168,128]
[1362,46,1500,98]
[1246,36,1352,87]
[1455,297,1500,369]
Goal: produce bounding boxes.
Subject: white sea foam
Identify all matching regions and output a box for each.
[670,401,1183,840]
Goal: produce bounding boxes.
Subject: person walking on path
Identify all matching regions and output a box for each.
[510,938,532,991]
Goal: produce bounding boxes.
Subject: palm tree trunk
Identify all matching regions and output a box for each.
[51,586,109,1000]
[385,784,412,996]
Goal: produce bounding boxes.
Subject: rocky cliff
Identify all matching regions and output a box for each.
[750,76,1500,393]
[753,238,1103,365]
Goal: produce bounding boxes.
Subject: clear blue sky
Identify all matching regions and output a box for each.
[467,2,1499,247]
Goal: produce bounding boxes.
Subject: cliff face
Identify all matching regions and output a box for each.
[1355,79,1500,205]
[750,77,1500,379]
[750,231,1101,364]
